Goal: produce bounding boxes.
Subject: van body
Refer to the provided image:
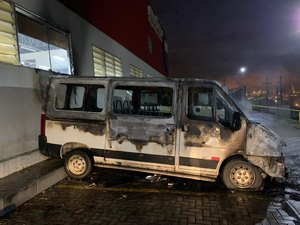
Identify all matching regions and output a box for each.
[39,76,286,190]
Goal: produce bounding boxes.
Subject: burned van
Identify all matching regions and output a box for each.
[39,76,286,190]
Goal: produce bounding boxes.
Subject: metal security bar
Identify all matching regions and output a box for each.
[251,104,300,123]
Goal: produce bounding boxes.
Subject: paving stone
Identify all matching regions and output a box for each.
[0,180,299,225]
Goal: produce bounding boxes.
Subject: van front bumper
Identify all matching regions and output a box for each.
[247,156,286,181]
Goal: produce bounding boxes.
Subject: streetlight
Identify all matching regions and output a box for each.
[238,67,247,100]
[240,67,247,74]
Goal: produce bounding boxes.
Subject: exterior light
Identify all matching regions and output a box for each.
[240,67,247,73]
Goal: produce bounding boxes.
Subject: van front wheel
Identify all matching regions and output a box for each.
[222,159,263,190]
[64,150,92,179]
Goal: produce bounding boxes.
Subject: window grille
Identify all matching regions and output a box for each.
[92,45,123,77]
[129,64,144,78]
[0,0,18,65]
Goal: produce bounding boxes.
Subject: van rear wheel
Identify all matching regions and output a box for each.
[64,150,92,179]
[222,159,263,190]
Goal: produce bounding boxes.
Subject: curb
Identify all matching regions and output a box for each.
[0,159,67,217]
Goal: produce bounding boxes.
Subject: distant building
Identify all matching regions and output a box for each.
[0,0,167,178]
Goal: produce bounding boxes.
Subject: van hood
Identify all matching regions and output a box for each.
[246,122,285,157]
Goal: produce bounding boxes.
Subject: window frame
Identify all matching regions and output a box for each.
[46,79,108,121]
[185,84,237,128]
[110,82,175,119]
[54,83,106,112]
[215,89,236,127]
[186,86,214,122]
[15,6,73,74]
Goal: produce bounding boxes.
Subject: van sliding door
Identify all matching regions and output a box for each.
[103,81,177,172]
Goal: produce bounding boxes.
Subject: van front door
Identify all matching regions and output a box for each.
[177,83,245,180]
[104,81,177,172]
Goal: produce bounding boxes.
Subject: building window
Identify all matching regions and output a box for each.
[16,10,72,74]
[129,64,144,78]
[0,0,18,65]
[148,6,163,41]
[92,45,123,77]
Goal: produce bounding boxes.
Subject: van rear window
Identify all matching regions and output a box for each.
[55,83,105,112]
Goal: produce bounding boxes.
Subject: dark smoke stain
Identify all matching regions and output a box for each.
[58,120,106,136]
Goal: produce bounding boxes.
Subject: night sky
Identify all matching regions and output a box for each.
[150,0,300,91]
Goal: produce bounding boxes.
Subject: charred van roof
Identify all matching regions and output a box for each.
[49,76,222,87]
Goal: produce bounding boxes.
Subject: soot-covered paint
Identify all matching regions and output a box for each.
[108,116,175,151]
[56,120,106,136]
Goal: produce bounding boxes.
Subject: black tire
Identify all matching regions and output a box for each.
[222,159,264,190]
[64,150,93,179]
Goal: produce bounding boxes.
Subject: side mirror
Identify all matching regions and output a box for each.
[231,111,241,131]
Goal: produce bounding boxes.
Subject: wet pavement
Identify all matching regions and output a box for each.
[0,168,299,225]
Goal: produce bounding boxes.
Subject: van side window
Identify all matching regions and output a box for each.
[55,83,105,112]
[113,85,173,117]
[187,87,213,120]
[216,90,234,128]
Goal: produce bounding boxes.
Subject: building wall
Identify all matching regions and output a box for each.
[58,0,167,76]
[0,64,49,178]
[0,0,166,178]
[14,0,165,78]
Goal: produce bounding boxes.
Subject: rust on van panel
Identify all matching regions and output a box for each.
[53,120,106,136]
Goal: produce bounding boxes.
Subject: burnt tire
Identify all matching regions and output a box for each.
[222,159,263,190]
[64,150,93,179]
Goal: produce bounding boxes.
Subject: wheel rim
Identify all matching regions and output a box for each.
[67,154,87,175]
[229,163,255,188]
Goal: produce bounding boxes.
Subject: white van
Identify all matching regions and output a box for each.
[39,76,286,190]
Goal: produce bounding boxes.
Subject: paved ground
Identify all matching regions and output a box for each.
[0,184,271,225]
[0,169,299,225]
